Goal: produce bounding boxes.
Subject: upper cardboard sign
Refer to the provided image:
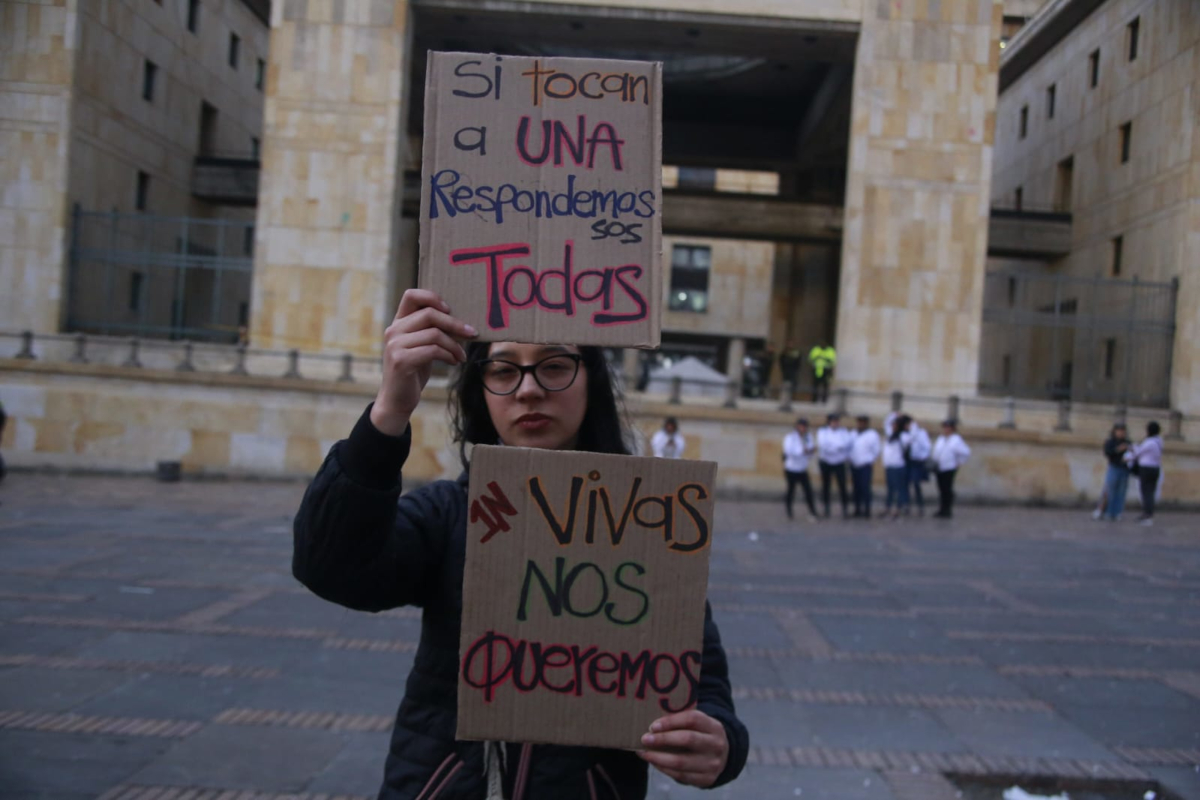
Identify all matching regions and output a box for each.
[419,52,663,348]
[457,446,716,750]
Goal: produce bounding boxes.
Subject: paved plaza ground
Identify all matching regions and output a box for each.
[0,473,1198,800]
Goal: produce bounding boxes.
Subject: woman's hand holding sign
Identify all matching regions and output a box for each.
[370,289,477,436]
[639,709,729,788]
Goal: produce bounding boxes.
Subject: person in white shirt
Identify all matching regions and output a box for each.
[848,415,881,519]
[931,419,971,518]
[882,414,911,519]
[816,413,852,519]
[650,417,685,459]
[1131,421,1164,525]
[781,418,818,521]
[904,418,932,516]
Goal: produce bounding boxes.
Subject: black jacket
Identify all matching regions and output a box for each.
[293,407,749,799]
[1103,437,1129,468]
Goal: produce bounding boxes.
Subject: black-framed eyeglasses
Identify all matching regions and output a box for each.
[478,353,583,396]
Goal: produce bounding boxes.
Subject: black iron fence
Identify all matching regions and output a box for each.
[67,209,255,344]
[980,271,1178,407]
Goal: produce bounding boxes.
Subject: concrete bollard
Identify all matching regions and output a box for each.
[724,379,738,409]
[15,330,35,359]
[834,387,848,415]
[669,376,682,405]
[778,381,794,412]
[1166,410,1184,441]
[122,338,142,368]
[231,343,248,376]
[70,333,88,364]
[338,352,354,383]
[1054,399,1071,432]
[891,390,903,412]
[1114,405,1127,426]
[947,394,960,424]
[176,342,195,371]
[284,349,301,379]
[998,396,1016,429]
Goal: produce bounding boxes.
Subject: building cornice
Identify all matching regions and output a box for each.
[999,0,1109,93]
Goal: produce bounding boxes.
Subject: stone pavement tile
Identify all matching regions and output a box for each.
[328,610,424,642]
[0,729,174,797]
[875,583,1001,610]
[708,611,793,650]
[772,660,1032,699]
[646,766,896,800]
[75,585,231,622]
[1146,765,1200,800]
[796,705,967,753]
[1055,703,1200,749]
[180,635,327,670]
[71,673,258,721]
[75,631,229,663]
[962,640,1200,672]
[933,707,1117,761]
[297,648,417,690]
[305,730,390,795]
[127,723,347,792]
[0,621,114,657]
[240,676,401,716]
[1010,675,1200,710]
[731,698,815,747]
[711,590,905,611]
[218,591,360,628]
[0,666,133,712]
[809,617,971,656]
[725,654,785,688]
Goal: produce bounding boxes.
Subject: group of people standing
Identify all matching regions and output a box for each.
[1094,421,1165,525]
[782,413,971,522]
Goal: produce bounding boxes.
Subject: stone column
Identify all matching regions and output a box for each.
[251,1,411,355]
[835,1,1002,397]
[726,337,746,395]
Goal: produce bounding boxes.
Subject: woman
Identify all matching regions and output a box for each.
[293,290,748,800]
[903,417,932,516]
[650,416,686,459]
[931,419,971,519]
[782,417,818,521]
[1095,423,1130,521]
[1132,421,1164,526]
[882,415,911,520]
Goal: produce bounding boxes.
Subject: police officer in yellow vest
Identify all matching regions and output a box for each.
[809,343,837,403]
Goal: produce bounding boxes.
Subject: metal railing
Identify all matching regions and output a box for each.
[5,330,1187,442]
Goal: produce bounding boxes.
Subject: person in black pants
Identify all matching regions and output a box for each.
[1133,421,1164,526]
[816,414,851,518]
[931,420,971,518]
[781,418,818,521]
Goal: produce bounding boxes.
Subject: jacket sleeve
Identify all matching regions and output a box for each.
[697,602,749,788]
[292,404,453,612]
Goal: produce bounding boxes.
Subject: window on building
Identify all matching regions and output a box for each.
[135,171,150,211]
[187,0,199,33]
[250,136,260,158]
[1127,17,1140,61]
[1002,354,1012,387]
[1014,186,1023,211]
[1088,49,1100,87]
[1119,121,1132,163]
[199,100,218,155]
[669,244,711,313]
[229,34,240,69]
[1054,156,1074,212]
[676,167,716,191]
[129,272,144,312]
[1104,339,1117,379]
[142,60,157,102]
[1019,105,1028,138]
[1046,84,1056,119]
[243,225,255,256]
[256,58,265,90]
[238,302,249,327]
[1112,235,1124,276]
[1007,276,1017,307]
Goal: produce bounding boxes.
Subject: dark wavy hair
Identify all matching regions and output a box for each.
[448,342,632,470]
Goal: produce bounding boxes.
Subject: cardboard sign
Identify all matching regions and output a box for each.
[419,52,663,348]
[458,446,716,749]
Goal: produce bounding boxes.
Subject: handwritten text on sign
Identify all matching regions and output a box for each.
[457,447,716,749]
[419,53,663,347]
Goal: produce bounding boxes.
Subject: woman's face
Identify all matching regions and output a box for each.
[483,343,589,451]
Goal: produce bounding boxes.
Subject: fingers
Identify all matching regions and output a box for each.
[648,709,722,735]
[395,289,449,321]
[390,305,477,342]
[387,326,468,365]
